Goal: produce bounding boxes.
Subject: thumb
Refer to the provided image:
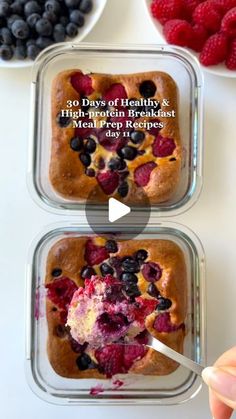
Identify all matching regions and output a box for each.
[202,366,236,410]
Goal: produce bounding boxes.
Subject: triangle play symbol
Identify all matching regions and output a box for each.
[108,198,131,223]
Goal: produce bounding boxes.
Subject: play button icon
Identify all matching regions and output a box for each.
[85,182,151,240]
[108,198,131,222]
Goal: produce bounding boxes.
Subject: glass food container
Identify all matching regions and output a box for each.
[25,221,206,405]
[28,43,203,216]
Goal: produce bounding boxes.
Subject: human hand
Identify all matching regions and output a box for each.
[202,346,236,419]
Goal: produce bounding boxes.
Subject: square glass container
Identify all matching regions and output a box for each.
[28,43,203,216]
[25,221,206,405]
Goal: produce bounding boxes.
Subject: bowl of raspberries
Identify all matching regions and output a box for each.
[0,0,107,66]
[145,0,236,76]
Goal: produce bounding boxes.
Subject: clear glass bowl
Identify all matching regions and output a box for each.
[25,221,206,405]
[28,43,203,215]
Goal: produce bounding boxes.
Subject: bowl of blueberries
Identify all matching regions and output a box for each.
[0,0,107,66]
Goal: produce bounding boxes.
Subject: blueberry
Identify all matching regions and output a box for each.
[81,266,96,279]
[130,130,145,144]
[85,168,95,177]
[51,268,62,277]
[27,43,41,59]
[139,80,156,98]
[100,263,114,276]
[42,11,58,24]
[57,113,71,127]
[12,19,29,39]
[54,324,68,338]
[108,157,123,171]
[66,22,78,38]
[0,44,13,60]
[27,12,41,28]
[35,18,53,36]
[147,283,160,298]
[10,1,24,15]
[122,257,140,273]
[79,153,91,167]
[45,0,61,15]
[79,0,93,14]
[84,138,96,153]
[157,297,172,311]
[70,136,83,151]
[96,157,105,170]
[65,0,80,8]
[0,27,13,44]
[36,36,54,49]
[134,249,148,262]
[14,44,26,58]
[118,146,137,161]
[124,283,141,298]
[105,240,118,253]
[60,16,69,27]
[26,38,36,47]
[76,353,92,370]
[0,17,5,29]
[0,2,10,17]
[7,13,21,29]
[120,272,138,284]
[70,9,84,27]
[53,23,65,42]
[118,182,129,198]
[24,1,41,16]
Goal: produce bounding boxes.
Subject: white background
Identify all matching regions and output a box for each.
[0,0,236,418]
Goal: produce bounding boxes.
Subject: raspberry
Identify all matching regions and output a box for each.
[214,0,236,13]
[134,162,157,187]
[193,1,222,32]
[71,72,94,96]
[46,277,78,311]
[85,240,109,266]
[97,129,127,151]
[163,19,193,46]
[151,0,184,24]
[74,116,94,138]
[200,33,229,65]
[226,38,236,69]
[97,171,120,195]
[103,83,127,106]
[221,7,236,37]
[189,23,208,52]
[152,135,176,157]
[182,0,204,20]
[153,312,184,333]
[141,262,162,282]
[95,343,147,377]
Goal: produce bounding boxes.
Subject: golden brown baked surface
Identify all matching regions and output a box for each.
[45,237,187,378]
[50,70,181,204]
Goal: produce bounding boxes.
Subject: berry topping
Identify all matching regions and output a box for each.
[97,171,120,195]
[54,324,68,338]
[97,312,128,334]
[226,38,236,69]
[96,157,106,170]
[70,337,88,354]
[51,268,62,277]
[103,83,127,105]
[118,181,129,198]
[153,312,183,333]
[122,257,140,273]
[200,33,229,66]
[108,157,124,171]
[134,249,148,262]
[221,7,236,37]
[46,277,78,311]
[71,72,94,96]
[120,272,138,283]
[79,152,91,167]
[118,145,138,160]
[141,262,162,282]
[135,330,149,345]
[147,283,160,298]
[193,1,222,32]
[157,297,172,310]
[76,353,93,370]
[105,240,118,253]
[75,116,93,138]
[84,137,96,153]
[134,162,157,187]
[104,283,124,302]
[151,0,184,24]
[70,136,83,151]
[163,19,193,47]
[85,240,109,266]
[85,168,96,177]
[139,80,157,98]
[130,130,145,144]
[97,129,127,152]
[80,266,96,279]
[152,135,176,157]
[100,263,114,276]
[123,282,141,298]
[57,114,71,127]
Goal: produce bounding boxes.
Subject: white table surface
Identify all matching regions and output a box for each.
[0,0,236,418]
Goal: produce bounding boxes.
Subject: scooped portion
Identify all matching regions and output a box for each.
[67,274,157,348]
